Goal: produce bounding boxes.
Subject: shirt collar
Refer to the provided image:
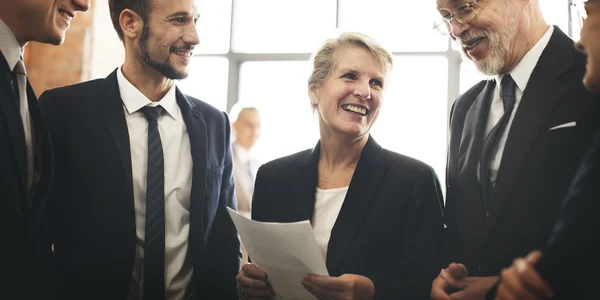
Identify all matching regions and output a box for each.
[0,17,22,71]
[496,26,554,92]
[116,66,179,120]
[233,143,253,162]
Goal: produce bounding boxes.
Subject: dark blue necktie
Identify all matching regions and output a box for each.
[480,75,516,211]
[141,105,165,300]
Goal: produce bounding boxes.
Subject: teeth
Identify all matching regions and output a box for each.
[344,105,367,115]
[60,11,72,21]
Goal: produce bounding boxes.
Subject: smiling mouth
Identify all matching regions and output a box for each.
[171,49,193,57]
[463,37,485,50]
[59,9,74,22]
[341,104,368,116]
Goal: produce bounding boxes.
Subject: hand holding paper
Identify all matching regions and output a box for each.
[228,208,329,300]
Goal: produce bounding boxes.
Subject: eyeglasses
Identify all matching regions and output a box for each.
[433,0,480,35]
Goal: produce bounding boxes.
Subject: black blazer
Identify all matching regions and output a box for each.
[532,128,600,299]
[38,69,241,299]
[445,26,600,276]
[0,53,54,294]
[251,136,445,299]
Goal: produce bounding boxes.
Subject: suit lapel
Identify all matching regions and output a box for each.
[486,27,574,230]
[289,143,320,223]
[0,58,28,203]
[326,136,386,274]
[101,70,134,201]
[459,80,495,178]
[26,78,55,235]
[176,89,207,249]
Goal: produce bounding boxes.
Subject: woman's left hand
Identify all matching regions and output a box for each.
[301,273,375,300]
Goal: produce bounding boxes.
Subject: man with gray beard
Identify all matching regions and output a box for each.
[430,0,600,299]
[37,0,241,299]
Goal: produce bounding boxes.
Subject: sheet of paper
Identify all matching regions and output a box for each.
[227,207,329,300]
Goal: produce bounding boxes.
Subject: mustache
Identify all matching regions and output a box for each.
[457,30,488,47]
[170,44,195,53]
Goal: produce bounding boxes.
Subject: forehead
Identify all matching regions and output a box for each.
[238,109,260,121]
[332,46,387,78]
[150,0,198,16]
[436,0,467,10]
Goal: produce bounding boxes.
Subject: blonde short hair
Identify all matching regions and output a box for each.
[308,32,393,89]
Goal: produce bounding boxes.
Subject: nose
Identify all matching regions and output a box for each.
[73,0,91,12]
[354,80,371,101]
[450,19,470,40]
[185,23,200,46]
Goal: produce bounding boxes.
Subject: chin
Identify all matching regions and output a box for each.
[583,75,600,93]
[44,30,66,46]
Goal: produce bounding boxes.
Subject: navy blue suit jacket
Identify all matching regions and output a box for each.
[38,69,240,299]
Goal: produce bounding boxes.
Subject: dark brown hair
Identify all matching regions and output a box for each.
[108,0,154,41]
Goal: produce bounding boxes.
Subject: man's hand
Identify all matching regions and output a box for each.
[301,273,375,300]
[448,276,499,300]
[495,250,554,300]
[431,263,469,300]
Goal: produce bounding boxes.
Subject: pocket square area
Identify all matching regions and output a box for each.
[549,121,577,130]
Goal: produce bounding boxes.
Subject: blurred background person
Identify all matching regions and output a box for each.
[230,103,261,267]
[230,104,262,218]
[235,32,445,300]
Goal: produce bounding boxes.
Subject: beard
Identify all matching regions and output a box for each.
[458,6,518,75]
[138,23,189,80]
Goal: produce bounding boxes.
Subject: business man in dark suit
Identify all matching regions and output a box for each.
[491,1,600,299]
[236,32,445,300]
[0,0,90,296]
[38,0,240,299]
[431,0,600,299]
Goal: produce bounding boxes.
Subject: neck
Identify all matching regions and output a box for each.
[0,9,28,47]
[319,131,368,171]
[503,16,549,74]
[122,49,174,102]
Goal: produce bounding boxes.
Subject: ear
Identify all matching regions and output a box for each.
[120,9,144,40]
[308,83,319,106]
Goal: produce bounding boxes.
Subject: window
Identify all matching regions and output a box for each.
[238,61,319,164]
[195,0,233,54]
[372,56,449,182]
[337,0,448,52]
[232,0,337,53]
[177,57,229,112]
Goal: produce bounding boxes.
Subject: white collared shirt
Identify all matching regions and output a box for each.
[0,18,21,70]
[117,67,194,300]
[483,26,554,185]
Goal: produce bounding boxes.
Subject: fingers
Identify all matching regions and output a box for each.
[431,270,453,300]
[525,250,543,264]
[236,264,273,300]
[241,263,268,280]
[513,258,553,299]
[302,278,341,300]
[448,263,468,279]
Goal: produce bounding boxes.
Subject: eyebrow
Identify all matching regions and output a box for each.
[340,68,385,82]
[166,12,199,19]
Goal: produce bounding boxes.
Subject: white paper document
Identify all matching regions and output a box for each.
[227,207,329,300]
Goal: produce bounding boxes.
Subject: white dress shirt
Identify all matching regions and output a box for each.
[312,187,348,263]
[117,68,194,300]
[232,143,259,218]
[483,26,554,185]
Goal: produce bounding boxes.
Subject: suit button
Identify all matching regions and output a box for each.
[486,212,490,218]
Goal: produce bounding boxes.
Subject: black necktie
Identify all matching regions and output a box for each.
[141,106,165,300]
[480,75,516,210]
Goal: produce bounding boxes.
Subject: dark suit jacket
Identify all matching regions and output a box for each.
[251,136,445,299]
[533,128,600,299]
[445,26,600,276]
[0,53,54,294]
[38,69,241,299]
